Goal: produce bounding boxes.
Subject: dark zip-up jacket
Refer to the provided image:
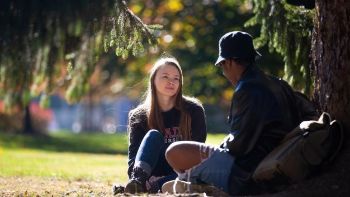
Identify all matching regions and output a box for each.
[221,66,317,195]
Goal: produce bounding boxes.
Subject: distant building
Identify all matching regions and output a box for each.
[49,95,135,133]
[48,95,228,134]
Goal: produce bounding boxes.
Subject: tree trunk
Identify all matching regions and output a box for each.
[23,104,35,134]
[311,1,350,195]
[312,0,350,136]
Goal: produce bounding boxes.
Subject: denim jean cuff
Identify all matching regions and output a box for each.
[134,160,152,175]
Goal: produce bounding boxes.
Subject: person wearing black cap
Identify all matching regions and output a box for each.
[163,31,317,195]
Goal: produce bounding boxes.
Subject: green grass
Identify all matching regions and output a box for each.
[0,132,226,184]
[205,133,226,146]
[0,148,127,183]
[0,131,129,154]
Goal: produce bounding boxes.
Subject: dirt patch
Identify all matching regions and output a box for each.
[0,177,211,197]
[0,177,113,197]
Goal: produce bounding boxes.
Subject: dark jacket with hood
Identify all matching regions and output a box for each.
[220,66,317,195]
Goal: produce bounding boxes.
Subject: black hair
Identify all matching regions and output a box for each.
[233,57,256,67]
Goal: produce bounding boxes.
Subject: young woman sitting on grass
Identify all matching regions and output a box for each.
[118,57,207,194]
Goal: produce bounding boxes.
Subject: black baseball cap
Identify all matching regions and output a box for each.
[215,31,261,66]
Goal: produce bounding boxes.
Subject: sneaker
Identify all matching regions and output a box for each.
[161,179,229,196]
[162,179,192,193]
[147,179,160,193]
[124,179,146,194]
[124,166,149,194]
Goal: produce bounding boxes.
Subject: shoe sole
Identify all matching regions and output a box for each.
[162,180,191,193]
[162,180,229,196]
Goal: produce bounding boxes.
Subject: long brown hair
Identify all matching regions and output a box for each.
[134,57,193,140]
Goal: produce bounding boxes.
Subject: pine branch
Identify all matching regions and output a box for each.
[246,0,314,94]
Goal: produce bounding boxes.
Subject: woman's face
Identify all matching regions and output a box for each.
[154,64,180,98]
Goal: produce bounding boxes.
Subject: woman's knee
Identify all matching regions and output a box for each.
[144,129,164,141]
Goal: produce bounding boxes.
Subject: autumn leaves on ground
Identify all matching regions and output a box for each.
[0,132,224,196]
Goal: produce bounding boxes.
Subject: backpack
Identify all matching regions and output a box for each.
[252,112,344,187]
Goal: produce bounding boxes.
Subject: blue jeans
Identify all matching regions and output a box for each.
[134,129,177,186]
[177,145,234,193]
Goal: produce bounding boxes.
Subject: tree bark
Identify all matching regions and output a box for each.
[312,0,350,134]
[312,1,350,185]
[23,104,35,134]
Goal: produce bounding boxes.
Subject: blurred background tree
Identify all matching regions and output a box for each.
[114,0,286,105]
[99,0,313,132]
[0,0,157,133]
[0,0,315,134]
[105,0,314,106]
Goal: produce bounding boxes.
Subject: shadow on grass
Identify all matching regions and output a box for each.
[0,132,128,155]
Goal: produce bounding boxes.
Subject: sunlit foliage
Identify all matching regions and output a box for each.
[116,0,282,105]
[0,0,157,110]
[246,0,314,94]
